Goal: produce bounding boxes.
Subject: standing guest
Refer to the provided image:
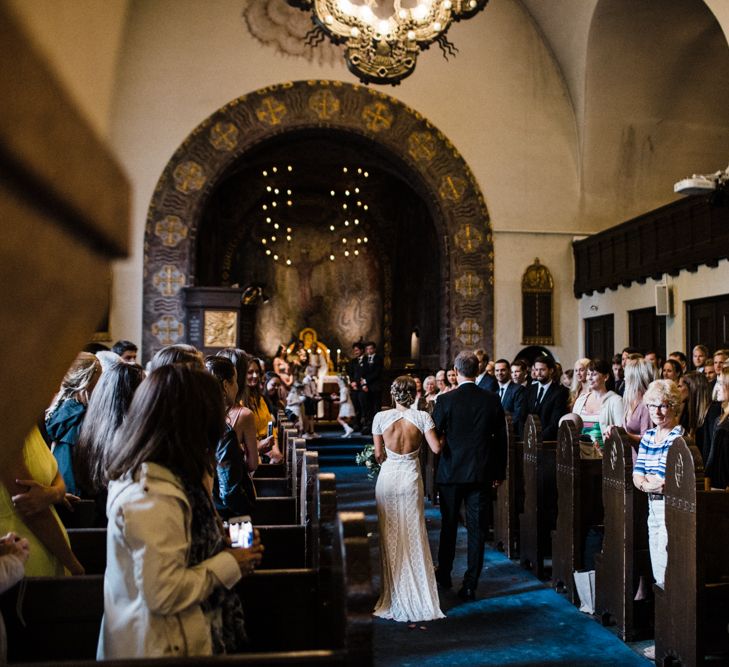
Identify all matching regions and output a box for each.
[360,341,384,435]
[96,350,121,373]
[632,380,683,590]
[644,351,660,371]
[75,361,145,525]
[301,365,321,439]
[572,359,623,450]
[621,347,641,368]
[111,340,138,364]
[412,376,425,409]
[476,354,498,392]
[705,367,729,489]
[692,344,709,372]
[560,369,574,388]
[0,427,84,576]
[494,358,526,438]
[612,358,656,454]
[215,348,259,475]
[435,370,448,394]
[678,372,712,463]
[285,382,306,432]
[433,352,507,601]
[662,358,683,382]
[473,349,489,385]
[0,530,29,662]
[205,356,256,520]
[333,375,356,437]
[446,368,458,390]
[668,351,688,373]
[705,363,717,386]
[569,358,591,409]
[511,359,530,388]
[149,344,204,372]
[242,356,282,462]
[526,357,569,440]
[99,365,264,659]
[347,342,366,433]
[711,350,729,400]
[611,354,625,395]
[423,375,438,411]
[46,352,103,496]
[271,345,292,388]
[263,372,286,419]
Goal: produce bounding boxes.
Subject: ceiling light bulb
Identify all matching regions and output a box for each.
[354,219,359,224]
[271,235,276,242]
[266,185,272,192]
[342,203,347,209]
[287,200,292,206]
[363,204,369,210]
[262,170,268,177]
[266,249,271,255]
[273,254,279,260]
[329,254,335,261]
[357,238,361,243]
[354,250,359,255]
[344,250,350,257]
[286,259,292,265]
[272,166,278,172]
[345,190,350,196]
[287,189,292,195]
[262,204,267,210]
[330,225,335,231]
[354,187,359,193]
[286,235,292,241]
[274,223,279,229]
[364,237,368,242]
[287,165,292,171]
[357,168,362,173]
[286,227,292,233]
[407,30,416,40]
[266,217,271,223]
[271,201,277,207]
[342,238,347,243]
[262,238,267,244]
[364,171,369,177]
[274,188,279,194]
[330,190,336,196]
[344,220,350,226]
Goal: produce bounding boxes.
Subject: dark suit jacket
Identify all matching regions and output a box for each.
[477,373,498,393]
[361,353,383,392]
[498,381,526,438]
[526,381,568,441]
[433,382,507,485]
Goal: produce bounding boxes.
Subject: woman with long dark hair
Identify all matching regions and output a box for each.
[75,361,145,524]
[678,371,712,462]
[99,365,263,659]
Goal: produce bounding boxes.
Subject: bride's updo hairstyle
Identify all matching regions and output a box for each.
[390,376,416,408]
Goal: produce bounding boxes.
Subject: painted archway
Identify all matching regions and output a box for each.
[143,80,493,364]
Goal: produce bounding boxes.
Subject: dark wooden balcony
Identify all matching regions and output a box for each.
[572,194,729,297]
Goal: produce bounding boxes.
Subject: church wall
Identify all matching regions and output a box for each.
[577,259,729,357]
[107,0,581,357]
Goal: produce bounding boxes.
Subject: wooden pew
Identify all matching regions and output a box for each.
[654,437,729,666]
[551,420,603,604]
[519,415,557,579]
[1,511,374,665]
[256,462,286,478]
[493,414,522,558]
[594,427,653,640]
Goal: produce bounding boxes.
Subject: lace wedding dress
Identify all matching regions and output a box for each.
[372,408,445,622]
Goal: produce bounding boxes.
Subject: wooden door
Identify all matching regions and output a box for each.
[686,294,729,354]
[585,314,614,361]
[629,307,666,360]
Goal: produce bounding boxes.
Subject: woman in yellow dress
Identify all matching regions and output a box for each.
[0,426,83,576]
[243,356,283,464]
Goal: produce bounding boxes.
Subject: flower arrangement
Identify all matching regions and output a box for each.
[355,443,380,481]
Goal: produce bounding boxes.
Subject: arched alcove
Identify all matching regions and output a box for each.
[143,81,493,365]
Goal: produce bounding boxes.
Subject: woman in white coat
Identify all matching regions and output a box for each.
[98,364,263,659]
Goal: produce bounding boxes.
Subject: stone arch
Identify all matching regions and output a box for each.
[143,80,493,364]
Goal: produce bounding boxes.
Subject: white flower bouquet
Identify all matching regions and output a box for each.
[355,443,380,481]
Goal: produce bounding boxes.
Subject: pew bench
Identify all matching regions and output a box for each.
[493,414,522,558]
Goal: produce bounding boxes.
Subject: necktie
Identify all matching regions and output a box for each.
[499,386,505,402]
[537,385,545,405]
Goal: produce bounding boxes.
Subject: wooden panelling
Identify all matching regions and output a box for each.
[573,197,729,297]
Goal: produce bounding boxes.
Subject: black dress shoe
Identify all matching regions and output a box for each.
[434,568,452,589]
[457,586,476,601]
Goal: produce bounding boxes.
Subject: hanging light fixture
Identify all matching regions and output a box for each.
[288,0,488,85]
[259,165,295,265]
[328,165,370,261]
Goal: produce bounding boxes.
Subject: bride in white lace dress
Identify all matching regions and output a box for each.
[372,376,445,622]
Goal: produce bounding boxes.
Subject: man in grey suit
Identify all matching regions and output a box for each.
[433,351,507,601]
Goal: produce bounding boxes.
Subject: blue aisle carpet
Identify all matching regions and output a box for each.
[324,463,650,667]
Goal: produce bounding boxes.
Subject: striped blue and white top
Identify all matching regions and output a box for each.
[633,424,684,479]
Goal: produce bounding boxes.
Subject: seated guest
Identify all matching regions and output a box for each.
[511,358,530,388]
[644,350,660,372]
[711,350,729,400]
[0,427,84,576]
[494,358,526,438]
[111,340,139,364]
[560,368,573,388]
[422,375,438,412]
[148,343,204,372]
[205,356,256,519]
[215,348,259,474]
[611,354,625,395]
[632,380,684,591]
[527,356,569,440]
[435,370,448,395]
[446,368,458,390]
[558,413,599,459]
[75,361,145,525]
[705,367,729,489]
[99,365,264,659]
[661,358,683,382]
[46,352,103,496]
[569,358,590,409]
[572,359,623,451]
[678,371,712,462]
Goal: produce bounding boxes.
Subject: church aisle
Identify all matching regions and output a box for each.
[326,464,649,667]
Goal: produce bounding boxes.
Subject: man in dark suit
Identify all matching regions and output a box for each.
[346,342,365,432]
[433,351,507,601]
[493,358,526,438]
[526,356,568,440]
[360,341,383,434]
[475,348,498,392]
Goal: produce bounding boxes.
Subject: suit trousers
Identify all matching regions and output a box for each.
[437,483,492,589]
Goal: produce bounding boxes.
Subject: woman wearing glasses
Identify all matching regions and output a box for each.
[632,380,684,589]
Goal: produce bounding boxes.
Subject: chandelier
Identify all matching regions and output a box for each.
[288,0,489,85]
[327,165,370,261]
[259,164,295,265]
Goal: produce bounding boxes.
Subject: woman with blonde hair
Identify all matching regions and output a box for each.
[46,352,103,496]
[569,358,590,409]
[705,367,729,489]
[618,358,656,450]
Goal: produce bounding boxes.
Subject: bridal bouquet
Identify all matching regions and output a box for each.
[355,443,380,481]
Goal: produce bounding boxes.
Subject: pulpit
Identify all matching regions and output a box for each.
[184,287,244,356]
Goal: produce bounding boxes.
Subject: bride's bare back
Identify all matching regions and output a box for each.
[381,418,423,455]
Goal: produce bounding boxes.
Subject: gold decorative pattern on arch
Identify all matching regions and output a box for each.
[142,80,493,365]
